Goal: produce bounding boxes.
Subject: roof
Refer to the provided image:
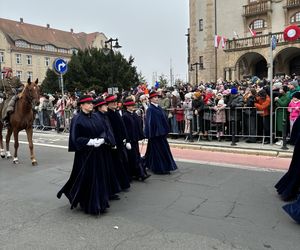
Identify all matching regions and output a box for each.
[0,17,105,50]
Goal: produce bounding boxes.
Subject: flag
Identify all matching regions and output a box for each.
[271,35,277,50]
[214,35,222,48]
[248,26,257,37]
[221,36,227,48]
[233,31,239,39]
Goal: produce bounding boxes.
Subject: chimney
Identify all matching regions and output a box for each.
[46,24,50,29]
[20,18,23,23]
[70,28,73,33]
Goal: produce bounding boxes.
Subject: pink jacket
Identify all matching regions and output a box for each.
[288,99,300,121]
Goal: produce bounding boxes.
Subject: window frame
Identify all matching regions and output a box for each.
[26,55,32,65]
[16,54,22,64]
[16,71,22,80]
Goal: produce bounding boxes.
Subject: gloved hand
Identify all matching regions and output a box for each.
[123,139,126,145]
[94,138,105,147]
[0,97,3,104]
[126,142,132,150]
[87,139,96,146]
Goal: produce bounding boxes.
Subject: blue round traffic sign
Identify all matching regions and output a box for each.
[53,58,68,74]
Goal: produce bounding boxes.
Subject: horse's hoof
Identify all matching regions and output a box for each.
[0,154,5,159]
[13,158,19,164]
[32,161,38,166]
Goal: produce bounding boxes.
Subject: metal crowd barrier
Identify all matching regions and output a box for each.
[166,106,297,143]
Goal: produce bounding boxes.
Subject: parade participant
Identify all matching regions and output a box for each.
[57,95,110,215]
[278,134,300,223]
[275,131,300,202]
[143,90,177,174]
[93,97,122,200]
[105,94,131,190]
[122,98,150,181]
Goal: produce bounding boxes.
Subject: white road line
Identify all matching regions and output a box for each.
[9,140,285,172]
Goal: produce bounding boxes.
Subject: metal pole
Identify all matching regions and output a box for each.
[214,0,218,82]
[268,34,273,145]
[195,63,198,85]
[60,74,66,131]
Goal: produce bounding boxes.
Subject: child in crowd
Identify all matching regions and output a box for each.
[288,91,300,134]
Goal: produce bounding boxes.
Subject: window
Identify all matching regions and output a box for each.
[199,19,203,31]
[250,19,267,30]
[44,44,56,52]
[16,71,22,80]
[45,57,50,67]
[31,44,42,50]
[0,51,3,63]
[16,54,22,64]
[58,48,68,54]
[27,71,33,81]
[199,56,204,69]
[291,12,300,23]
[15,40,30,48]
[26,55,32,65]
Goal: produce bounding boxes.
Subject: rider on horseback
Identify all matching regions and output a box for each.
[0,76,24,126]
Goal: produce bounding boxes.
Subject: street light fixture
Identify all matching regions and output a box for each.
[103,38,122,87]
[190,62,201,85]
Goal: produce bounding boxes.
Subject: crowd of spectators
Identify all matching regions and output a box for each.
[35,75,300,145]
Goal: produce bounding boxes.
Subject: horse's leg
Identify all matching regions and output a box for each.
[5,127,13,158]
[0,122,5,158]
[12,129,20,164]
[26,127,37,166]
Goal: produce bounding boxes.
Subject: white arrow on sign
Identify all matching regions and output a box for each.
[58,62,66,72]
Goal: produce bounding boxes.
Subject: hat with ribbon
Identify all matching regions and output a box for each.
[105,94,118,103]
[93,97,107,108]
[77,95,93,105]
[149,90,159,99]
[123,98,136,107]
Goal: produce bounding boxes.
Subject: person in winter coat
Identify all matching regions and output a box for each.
[182,92,193,134]
[212,97,226,141]
[287,91,300,134]
[254,89,271,143]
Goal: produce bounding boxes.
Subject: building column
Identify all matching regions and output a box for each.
[224,67,230,81]
[231,67,236,81]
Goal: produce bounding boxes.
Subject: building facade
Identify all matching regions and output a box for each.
[0,17,107,83]
[188,0,300,84]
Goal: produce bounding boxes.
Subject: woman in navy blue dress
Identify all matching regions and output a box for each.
[57,95,110,215]
[143,91,177,174]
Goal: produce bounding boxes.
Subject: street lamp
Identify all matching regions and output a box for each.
[103,38,122,87]
[190,62,201,85]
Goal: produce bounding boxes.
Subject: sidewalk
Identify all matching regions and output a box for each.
[166,136,294,158]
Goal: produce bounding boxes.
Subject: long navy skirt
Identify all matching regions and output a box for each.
[275,135,300,201]
[144,136,177,174]
[283,195,300,223]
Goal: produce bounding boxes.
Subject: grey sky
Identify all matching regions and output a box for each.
[0,0,189,85]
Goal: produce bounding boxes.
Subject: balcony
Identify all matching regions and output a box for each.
[243,1,271,17]
[224,32,300,52]
[286,0,300,9]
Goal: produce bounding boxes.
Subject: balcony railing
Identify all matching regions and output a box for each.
[243,1,270,17]
[224,32,300,52]
[286,0,300,8]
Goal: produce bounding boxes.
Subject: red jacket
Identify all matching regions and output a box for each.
[254,95,271,116]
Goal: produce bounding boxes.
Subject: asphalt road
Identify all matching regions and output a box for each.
[0,131,299,250]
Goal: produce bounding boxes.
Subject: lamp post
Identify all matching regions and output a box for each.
[190,62,201,85]
[103,38,122,87]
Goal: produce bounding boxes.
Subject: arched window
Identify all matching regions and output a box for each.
[250,19,267,30]
[291,12,300,23]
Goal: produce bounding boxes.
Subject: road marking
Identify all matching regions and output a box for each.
[175,158,285,173]
[9,140,285,172]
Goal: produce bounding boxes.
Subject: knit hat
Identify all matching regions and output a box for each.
[273,81,282,89]
[292,91,300,99]
[289,80,299,88]
[231,88,238,95]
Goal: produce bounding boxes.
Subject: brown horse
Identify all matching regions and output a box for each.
[0,78,40,165]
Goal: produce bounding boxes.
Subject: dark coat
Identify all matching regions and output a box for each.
[57,111,110,215]
[143,103,177,174]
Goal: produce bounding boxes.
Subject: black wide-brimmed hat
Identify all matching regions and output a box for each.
[149,90,159,99]
[93,97,107,108]
[77,95,93,105]
[105,94,117,103]
[123,98,135,107]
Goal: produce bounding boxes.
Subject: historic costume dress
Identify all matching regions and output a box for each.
[275,134,300,201]
[57,111,110,215]
[143,102,177,174]
[122,109,148,180]
[106,108,131,189]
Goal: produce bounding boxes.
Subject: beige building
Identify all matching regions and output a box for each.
[0,17,107,83]
[189,0,300,84]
